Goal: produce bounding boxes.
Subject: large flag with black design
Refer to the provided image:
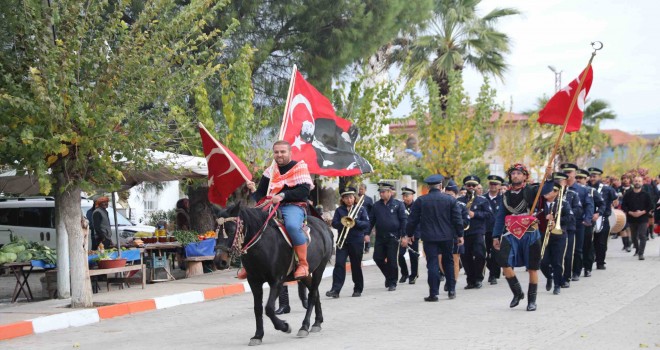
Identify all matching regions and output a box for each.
[199,123,252,206]
[280,70,373,176]
[538,66,593,133]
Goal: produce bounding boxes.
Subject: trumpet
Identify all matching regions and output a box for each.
[337,195,365,249]
[464,191,476,231]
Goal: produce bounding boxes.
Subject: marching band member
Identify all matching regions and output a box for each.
[327,187,370,298]
[406,175,464,301]
[457,175,493,289]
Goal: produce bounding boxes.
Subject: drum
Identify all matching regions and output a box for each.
[610,209,626,234]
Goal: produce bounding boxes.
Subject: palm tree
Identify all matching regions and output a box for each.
[388,0,519,104]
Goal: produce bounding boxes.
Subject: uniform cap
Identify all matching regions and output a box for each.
[463,175,481,185]
[487,175,504,184]
[576,169,590,178]
[541,180,561,196]
[587,167,604,175]
[559,163,578,172]
[377,182,395,192]
[552,172,569,181]
[340,187,357,197]
[401,187,416,195]
[424,174,444,185]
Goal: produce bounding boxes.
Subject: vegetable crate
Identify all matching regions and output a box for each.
[145,255,168,269]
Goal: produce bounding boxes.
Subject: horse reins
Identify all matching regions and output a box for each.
[217,200,280,257]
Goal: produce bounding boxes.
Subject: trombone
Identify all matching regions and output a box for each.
[541,184,565,258]
[337,195,365,249]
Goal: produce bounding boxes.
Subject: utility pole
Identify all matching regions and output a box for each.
[548,65,562,93]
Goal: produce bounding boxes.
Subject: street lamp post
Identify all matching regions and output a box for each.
[548,65,562,93]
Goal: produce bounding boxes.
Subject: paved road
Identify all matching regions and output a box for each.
[4,237,660,350]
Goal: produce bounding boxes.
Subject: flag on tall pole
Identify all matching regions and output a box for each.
[529,41,602,216]
[538,66,594,132]
[279,69,373,177]
[199,123,252,206]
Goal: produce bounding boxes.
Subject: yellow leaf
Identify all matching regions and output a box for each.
[47,155,58,166]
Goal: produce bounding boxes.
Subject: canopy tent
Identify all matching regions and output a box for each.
[0,151,208,196]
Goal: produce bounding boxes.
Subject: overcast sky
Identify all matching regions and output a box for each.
[396,0,660,134]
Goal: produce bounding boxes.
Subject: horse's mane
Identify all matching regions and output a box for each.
[239,206,273,235]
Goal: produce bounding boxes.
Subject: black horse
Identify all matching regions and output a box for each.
[214,203,333,346]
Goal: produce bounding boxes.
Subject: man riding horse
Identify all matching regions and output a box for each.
[242,140,314,280]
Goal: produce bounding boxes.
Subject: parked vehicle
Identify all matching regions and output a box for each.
[0,197,155,248]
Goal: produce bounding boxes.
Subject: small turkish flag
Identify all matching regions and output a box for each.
[199,123,252,206]
[538,66,593,133]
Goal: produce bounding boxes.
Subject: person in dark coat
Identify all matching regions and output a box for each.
[484,175,504,284]
[405,175,464,302]
[399,187,420,284]
[326,187,370,298]
[457,175,493,289]
[539,180,573,295]
[359,183,375,253]
[92,196,115,249]
[587,167,619,271]
[622,175,654,260]
[175,198,191,230]
[369,182,407,291]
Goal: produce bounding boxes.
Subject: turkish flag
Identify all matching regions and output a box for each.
[199,123,252,206]
[538,66,593,133]
[281,71,373,176]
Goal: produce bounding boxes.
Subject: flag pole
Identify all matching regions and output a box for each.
[529,42,602,214]
[277,65,298,141]
[199,122,252,182]
[266,65,298,197]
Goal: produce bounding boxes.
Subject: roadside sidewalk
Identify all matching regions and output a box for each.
[0,251,378,341]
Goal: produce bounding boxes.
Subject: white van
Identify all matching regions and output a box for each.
[0,197,155,249]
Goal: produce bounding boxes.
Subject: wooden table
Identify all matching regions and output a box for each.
[4,262,34,303]
[184,256,216,278]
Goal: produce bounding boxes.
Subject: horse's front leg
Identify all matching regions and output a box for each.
[264,282,291,334]
[248,279,265,346]
[310,269,324,333]
[297,276,315,337]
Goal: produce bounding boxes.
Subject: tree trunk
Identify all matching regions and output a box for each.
[54,176,93,307]
[187,186,215,233]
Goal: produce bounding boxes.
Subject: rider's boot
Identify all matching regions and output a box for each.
[293,244,309,279]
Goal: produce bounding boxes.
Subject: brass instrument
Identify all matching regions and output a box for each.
[464,192,476,231]
[541,184,565,258]
[337,195,365,249]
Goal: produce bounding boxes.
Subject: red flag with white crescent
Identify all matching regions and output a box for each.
[281,71,373,176]
[199,123,252,206]
[538,66,593,133]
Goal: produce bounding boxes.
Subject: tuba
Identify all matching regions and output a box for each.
[337,195,365,249]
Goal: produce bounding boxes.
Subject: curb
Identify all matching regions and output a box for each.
[1,258,377,341]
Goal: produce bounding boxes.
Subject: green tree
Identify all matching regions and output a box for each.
[410,71,496,180]
[0,0,237,307]
[213,0,433,104]
[605,139,660,177]
[387,0,519,103]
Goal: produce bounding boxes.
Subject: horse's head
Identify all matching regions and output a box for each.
[213,202,242,270]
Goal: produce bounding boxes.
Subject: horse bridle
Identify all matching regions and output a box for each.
[216,202,280,258]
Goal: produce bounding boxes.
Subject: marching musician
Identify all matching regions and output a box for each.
[326,187,370,298]
[485,175,504,285]
[359,183,375,253]
[539,176,573,295]
[575,169,602,279]
[554,171,581,288]
[399,187,420,284]
[405,175,464,302]
[587,167,619,270]
[492,163,550,312]
[457,175,493,289]
[369,182,407,291]
[560,163,595,279]
[443,181,467,291]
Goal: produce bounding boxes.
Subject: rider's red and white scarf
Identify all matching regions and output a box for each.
[264,161,314,195]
